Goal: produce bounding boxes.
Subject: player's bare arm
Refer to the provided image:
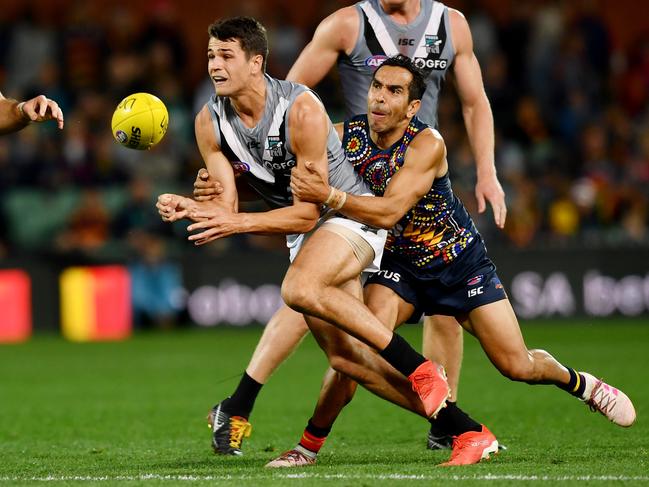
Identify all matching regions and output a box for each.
[333,122,344,140]
[292,129,446,229]
[187,92,326,244]
[449,9,506,228]
[0,92,64,135]
[156,106,238,224]
[194,105,239,211]
[286,7,359,86]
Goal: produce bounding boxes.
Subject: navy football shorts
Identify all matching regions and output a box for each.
[365,254,508,323]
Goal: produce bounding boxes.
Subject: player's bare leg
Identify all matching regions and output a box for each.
[246,306,309,383]
[463,299,636,427]
[282,226,449,417]
[306,281,426,416]
[268,290,428,468]
[423,315,463,401]
[208,306,309,456]
[268,284,491,467]
[282,228,393,349]
[423,315,468,450]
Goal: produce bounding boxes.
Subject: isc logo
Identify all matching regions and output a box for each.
[468,286,483,298]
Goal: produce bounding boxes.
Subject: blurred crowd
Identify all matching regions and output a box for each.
[0,0,648,268]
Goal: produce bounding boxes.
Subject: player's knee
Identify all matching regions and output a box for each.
[281,275,318,313]
[497,355,535,382]
[329,353,357,379]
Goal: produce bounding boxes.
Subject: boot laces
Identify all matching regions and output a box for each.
[229,416,252,449]
[586,379,616,416]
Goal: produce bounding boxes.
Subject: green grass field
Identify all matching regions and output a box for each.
[1,320,647,486]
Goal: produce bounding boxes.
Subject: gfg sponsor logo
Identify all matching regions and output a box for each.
[413,57,448,70]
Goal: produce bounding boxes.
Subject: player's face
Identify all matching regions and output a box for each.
[207,37,260,96]
[367,66,416,133]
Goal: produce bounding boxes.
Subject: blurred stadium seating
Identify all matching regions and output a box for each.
[1,0,647,332]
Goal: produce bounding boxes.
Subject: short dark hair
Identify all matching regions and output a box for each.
[208,17,269,71]
[374,55,426,102]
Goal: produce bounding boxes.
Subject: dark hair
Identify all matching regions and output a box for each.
[374,55,426,102]
[208,17,269,71]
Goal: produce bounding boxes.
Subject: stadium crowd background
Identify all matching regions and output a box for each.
[0,0,647,327]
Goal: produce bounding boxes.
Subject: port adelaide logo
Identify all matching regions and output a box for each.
[266,136,283,157]
[425,35,442,54]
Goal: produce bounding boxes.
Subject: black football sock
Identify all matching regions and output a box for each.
[379,333,427,377]
[557,367,587,398]
[428,401,482,437]
[221,372,263,418]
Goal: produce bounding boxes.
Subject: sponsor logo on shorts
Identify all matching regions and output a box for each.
[376,269,401,283]
[468,286,484,298]
[231,161,250,173]
[365,55,388,69]
[360,225,380,235]
[467,275,483,286]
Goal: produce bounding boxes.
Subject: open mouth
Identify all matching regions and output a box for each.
[212,76,227,84]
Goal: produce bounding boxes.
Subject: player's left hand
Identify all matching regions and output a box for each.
[193,168,224,201]
[475,173,506,229]
[20,95,64,129]
[156,193,196,223]
[290,161,330,203]
[186,205,241,245]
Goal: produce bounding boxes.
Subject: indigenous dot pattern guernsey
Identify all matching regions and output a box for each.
[343,114,479,276]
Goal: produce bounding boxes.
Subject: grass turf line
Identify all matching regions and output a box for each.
[0,320,647,486]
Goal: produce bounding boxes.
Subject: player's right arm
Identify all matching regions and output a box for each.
[157,105,238,223]
[286,6,359,87]
[194,105,238,212]
[0,91,64,135]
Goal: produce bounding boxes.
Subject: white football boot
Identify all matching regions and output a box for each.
[580,372,636,427]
